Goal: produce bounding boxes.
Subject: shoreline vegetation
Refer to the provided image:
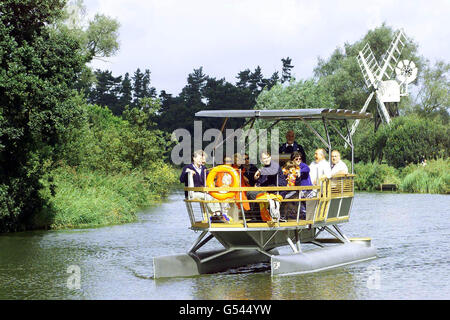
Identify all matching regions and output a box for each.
[34,165,178,230]
[354,158,449,194]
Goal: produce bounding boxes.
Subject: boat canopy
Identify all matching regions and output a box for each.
[195,108,372,120]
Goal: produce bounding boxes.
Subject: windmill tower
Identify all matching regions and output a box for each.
[350,29,417,136]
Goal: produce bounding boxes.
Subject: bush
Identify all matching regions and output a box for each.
[35,163,178,229]
[378,116,449,168]
[354,162,400,191]
[353,116,449,168]
[400,158,450,194]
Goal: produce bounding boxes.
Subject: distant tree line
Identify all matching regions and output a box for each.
[85,58,295,134]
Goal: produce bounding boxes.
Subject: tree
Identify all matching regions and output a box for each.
[0,0,86,231]
[118,72,133,110]
[85,13,120,60]
[60,0,120,96]
[88,69,122,114]
[236,69,251,89]
[132,68,157,107]
[412,60,449,124]
[281,57,294,83]
[61,0,120,61]
[354,116,450,167]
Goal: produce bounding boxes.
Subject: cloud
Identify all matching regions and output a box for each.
[85,0,450,95]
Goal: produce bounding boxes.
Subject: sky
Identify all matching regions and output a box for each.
[84,0,450,96]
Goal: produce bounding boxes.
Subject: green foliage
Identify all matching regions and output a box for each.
[377,116,449,168]
[60,0,120,61]
[36,164,177,229]
[411,60,449,124]
[353,116,449,168]
[60,103,171,173]
[400,159,450,194]
[0,0,86,232]
[354,162,400,191]
[85,14,120,59]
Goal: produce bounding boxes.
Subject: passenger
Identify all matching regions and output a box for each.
[330,150,349,176]
[216,155,233,187]
[253,151,287,191]
[215,155,249,220]
[232,153,250,213]
[309,148,332,185]
[179,150,222,219]
[241,153,258,187]
[282,160,299,187]
[279,130,307,164]
[232,153,248,187]
[247,151,287,221]
[201,150,207,166]
[281,160,299,220]
[292,151,312,220]
[291,151,312,187]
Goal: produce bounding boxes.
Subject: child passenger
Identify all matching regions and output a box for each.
[282,160,300,187]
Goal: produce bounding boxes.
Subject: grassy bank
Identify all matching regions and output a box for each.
[354,158,449,194]
[34,164,178,230]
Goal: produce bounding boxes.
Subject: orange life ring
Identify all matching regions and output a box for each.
[206,165,240,200]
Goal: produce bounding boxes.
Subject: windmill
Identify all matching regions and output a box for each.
[350,29,418,136]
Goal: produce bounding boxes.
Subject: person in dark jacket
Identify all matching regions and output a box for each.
[241,153,259,187]
[279,130,307,164]
[291,151,312,219]
[246,151,287,221]
[180,150,221,215]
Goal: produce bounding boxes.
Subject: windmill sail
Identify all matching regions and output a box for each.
[357,43,381,89]
[378,30,407,82]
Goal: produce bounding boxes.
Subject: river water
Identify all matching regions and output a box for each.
[0,191,449,300]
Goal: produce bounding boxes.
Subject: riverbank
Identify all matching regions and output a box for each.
[33,164,178,230]
[354,158,449,194]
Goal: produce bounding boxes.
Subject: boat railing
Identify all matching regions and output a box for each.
[184,172,355,229]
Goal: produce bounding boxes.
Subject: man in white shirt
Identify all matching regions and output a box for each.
[309,148,331,185]
[330,150,349,176]
[306,148,331,221]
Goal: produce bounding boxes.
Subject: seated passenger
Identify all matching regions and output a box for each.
[292,151,312,220]
[330,150,349,176]
[309,148,332,185]
[253,151,287,191]
[241,153,258,187]
[246,151,287,221]
[180,150,222,219]
[282,160,299,187]
[291,151,312,187]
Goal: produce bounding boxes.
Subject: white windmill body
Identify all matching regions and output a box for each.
[350,30,417,137]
